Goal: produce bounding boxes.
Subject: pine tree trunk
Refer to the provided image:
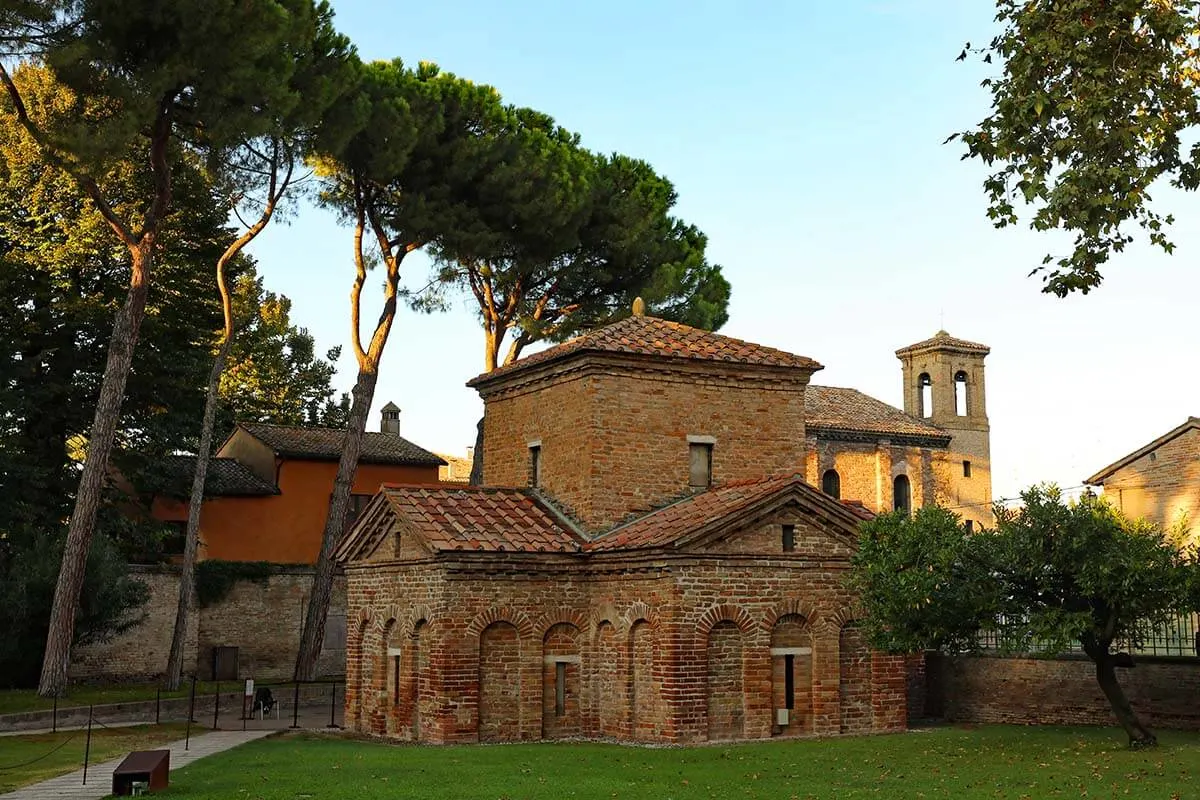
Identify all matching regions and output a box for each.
[163,337,232,690]
[38,243,152,697]
[1092,652,1156,748]
[469,416,484,485]
[294,366,378,681]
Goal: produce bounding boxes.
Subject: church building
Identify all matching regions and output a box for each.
[336,308,991,744]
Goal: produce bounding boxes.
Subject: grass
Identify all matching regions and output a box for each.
[160,725,1200,799]
[0,682,225,715]
[0,723,191,792]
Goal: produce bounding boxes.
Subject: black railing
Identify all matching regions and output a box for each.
[977,611,1200,658]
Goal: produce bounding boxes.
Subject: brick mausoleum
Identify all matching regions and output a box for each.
[336,309,945,744]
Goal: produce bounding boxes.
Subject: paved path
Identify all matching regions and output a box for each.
[0,729,274,799]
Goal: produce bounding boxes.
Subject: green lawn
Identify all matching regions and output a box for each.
[161,725,1199,799]
[0,723,191,792]
[0,682,224,715]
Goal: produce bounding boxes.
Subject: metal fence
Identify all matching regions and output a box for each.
[977,611,1200,658]
[0,677,343,790]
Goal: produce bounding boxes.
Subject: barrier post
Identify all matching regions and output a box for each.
[290,682,300,729]
[81,705,93,785]
[326,682,339,729]
[186,676,196,751]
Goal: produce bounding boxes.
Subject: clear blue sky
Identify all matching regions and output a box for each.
[245,0,1200,504]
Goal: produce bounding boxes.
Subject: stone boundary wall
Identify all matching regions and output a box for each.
[72,565,346,684]
[930,653,1200,731]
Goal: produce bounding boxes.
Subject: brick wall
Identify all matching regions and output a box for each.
[481,360,810,532]
[1101,426,1200,543]
[933,654,1200,731]
[706,620,745,740]
[73,566,346,684]
[343,509,909,745]
[72,567,197,682]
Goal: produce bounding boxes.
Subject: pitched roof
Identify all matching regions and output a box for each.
[1085,417,1200,485]
[468,315,822,387]
[805,386,951,446]
[587,474,870,552]
[237,423,445,467]
[895,330,990,357]
[158,455,279,497]
[381,485,582,553]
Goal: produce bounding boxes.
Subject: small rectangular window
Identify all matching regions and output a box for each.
[784,653,795,710]
[689,442,713,488]
[782,524,796,553]
[965,520,974,533]
[393,654,401,705]
[963,460,972,478]
[529,445,541,487]
[555,661,566,717]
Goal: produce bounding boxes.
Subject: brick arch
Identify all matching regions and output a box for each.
[466,607,534,639]
[371,604,406,636]
[589,605,622,636]
[696,603,756,636]
[534,608,589,639]
[762,598,819,631]
[621,601,659,630]
[405,604,435,637]
[827,606,866,630]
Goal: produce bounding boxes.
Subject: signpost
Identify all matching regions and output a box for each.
[243,679,254,729]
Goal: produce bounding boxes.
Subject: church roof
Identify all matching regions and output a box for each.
[895,330,990,357]
[1085,416,1200,485]
[337,475,871,560]
[467,315,822,388]
[586,474,871,551]
[382,485,582,553]
[237,423,445,467]
[805,386,951,446]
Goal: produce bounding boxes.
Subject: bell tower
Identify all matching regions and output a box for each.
[896,331,992,526]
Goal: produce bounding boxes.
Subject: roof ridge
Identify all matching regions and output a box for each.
[468,314,822,388]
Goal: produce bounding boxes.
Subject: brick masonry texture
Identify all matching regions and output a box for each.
[336,319,1010,745]
[930,654,1200,731]
[1093,424,1200,545]
[341,507,908,745]
[479,362,812,533]
[74,567,346,683]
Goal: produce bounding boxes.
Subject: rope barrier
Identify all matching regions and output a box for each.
[0,730,80,771]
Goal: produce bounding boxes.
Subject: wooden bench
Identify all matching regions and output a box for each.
[111,749,170,796]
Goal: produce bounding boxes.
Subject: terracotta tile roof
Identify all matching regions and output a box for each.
[158,456,279,497]
[895,330,990,357]
[587,474,869,551]
[381,485,583,552]
[805,386,950,444]
[239,423,445,467]
[468,315,822,387]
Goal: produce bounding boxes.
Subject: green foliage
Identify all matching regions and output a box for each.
[219,266,350,428]
[958,0,1200,295]
[0,527,149,689]
[851,486,1193,658]
[848,505,1003,655]
[0,66,235,535]
[427,127,732,369]
[194,560,301,608]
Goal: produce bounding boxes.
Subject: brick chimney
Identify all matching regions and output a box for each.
[380,401,400,435]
